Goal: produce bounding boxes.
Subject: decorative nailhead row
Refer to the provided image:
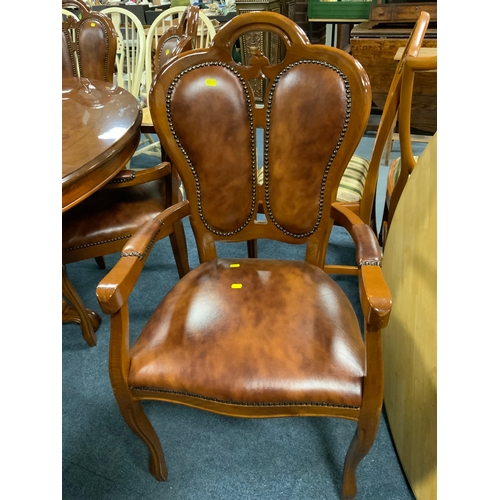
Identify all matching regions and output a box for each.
[62,26,78,78]
[166,62,257,237]
[131,386,360,410]
[263,60,351,238]
[107,171,137,184]
[63,234,132,252]
[76,17,111,82]
[122,219,164,261]
[358,260,382,267]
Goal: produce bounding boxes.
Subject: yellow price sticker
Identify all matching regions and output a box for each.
[90,22,96,27]
[231,284,242,289]
[165,49,170,56]
[205,78,217,87]
[229,264,240,268]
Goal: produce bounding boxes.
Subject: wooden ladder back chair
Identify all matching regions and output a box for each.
[324,10,430,275]
[62,0,117,82]
[379,52,438,247]
[101,7,146,99]
[96,12,392,499]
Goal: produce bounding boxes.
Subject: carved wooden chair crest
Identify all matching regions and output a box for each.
[96,12,392,499]
[62,0,117,82]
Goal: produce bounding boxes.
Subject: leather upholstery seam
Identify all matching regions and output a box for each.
[130,386,360,410]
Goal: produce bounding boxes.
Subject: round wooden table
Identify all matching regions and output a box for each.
[62,77,142,212]
[62,77,142,345]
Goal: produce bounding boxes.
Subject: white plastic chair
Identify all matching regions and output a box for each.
[135,6,217,158]
[101,7,146,100]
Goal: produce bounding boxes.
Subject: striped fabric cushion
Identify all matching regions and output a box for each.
[337,154,370,203]
[257,156,369,204]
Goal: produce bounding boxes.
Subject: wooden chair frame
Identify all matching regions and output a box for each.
[96,12,392,499]
[379,52,438,246]
[324,11,430,275]
[62,0,118,82]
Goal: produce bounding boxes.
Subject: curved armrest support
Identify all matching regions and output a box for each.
[330,202,381,267]
[102,162,172,189]
[97,200,191,315]
[331,202,391,330]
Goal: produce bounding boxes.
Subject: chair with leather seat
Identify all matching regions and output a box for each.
[379,52,438,247]
[323,11,430,274]
[63,162,191,348]
[95,12,392,499]
[62,0,117,82]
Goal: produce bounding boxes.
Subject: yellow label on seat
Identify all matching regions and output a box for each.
[90,22,95,27]
[206,78,217,87]
[165,49,170,55]
[229,264,240,268]
[231,284,242,289]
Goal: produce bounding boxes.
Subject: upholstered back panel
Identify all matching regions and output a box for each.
[78,18,115,81]
[266,62,349,236]
[150,12,371,261]
[169,64,256,234]
[62,0,117,83]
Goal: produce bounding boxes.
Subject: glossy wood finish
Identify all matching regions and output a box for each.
[95,12,392,499]
[62,76,142,346]
[324,11,430,276]
[381,133,437,500]
[62,77,142,212]
[379,52,437,246]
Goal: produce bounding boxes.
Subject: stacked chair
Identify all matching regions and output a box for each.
[94,12,392,499]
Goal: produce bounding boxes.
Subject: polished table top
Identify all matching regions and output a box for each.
[62,77,142,212]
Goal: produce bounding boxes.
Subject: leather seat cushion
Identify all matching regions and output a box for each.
[129,258,365,408]
[62,179,167,253]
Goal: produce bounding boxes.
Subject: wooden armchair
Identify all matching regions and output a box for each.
[62,0,117,82]
[63,162,191,347]
[379,51,437,247]
[95,12,392,499]
[324,11,430,274]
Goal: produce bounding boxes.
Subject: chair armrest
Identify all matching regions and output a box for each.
[330,202,381,267]
[330,202,392,330]
[102,162,172,189]
[96,200,191,315]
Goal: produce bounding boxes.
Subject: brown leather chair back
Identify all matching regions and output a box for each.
[150,11,372,267]
[62,0,117,82]
[154,6,199,74]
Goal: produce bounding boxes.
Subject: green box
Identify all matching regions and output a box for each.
[170,0,191,7]
[308,0,378,21]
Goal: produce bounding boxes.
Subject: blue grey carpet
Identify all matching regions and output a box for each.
[62,133,422,499]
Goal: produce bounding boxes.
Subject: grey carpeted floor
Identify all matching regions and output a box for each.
[62,132,428,499]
